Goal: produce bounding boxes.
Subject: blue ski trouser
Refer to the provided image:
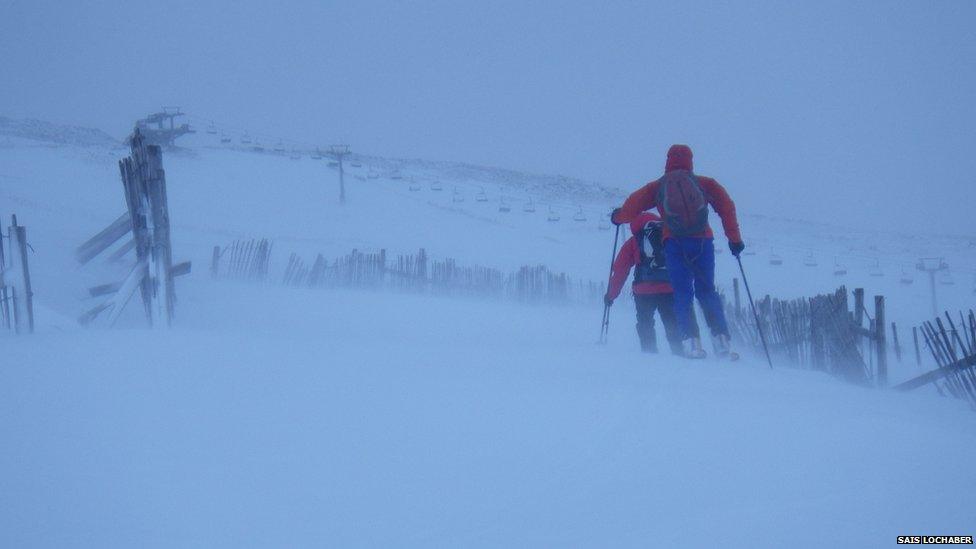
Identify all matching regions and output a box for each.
[664,237,730,341]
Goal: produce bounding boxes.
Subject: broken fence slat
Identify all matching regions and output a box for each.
[895,354,976,392]
[169,261,191,277]
[106,238,136,263]
[75,213,131,264]
[88,282,122,298]
[107,258,149,327]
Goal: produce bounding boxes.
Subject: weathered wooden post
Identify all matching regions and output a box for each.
[211,246,220,279]
[913,326,922,366]
[875,295,887,387]
[853,288,865,327]
[891,322,902,362]
[0,224,9,330]
[76,128,189,327]
[418,248,428,292]
[8,215,34,334]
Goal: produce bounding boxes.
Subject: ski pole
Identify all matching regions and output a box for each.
[736,255,773,369]
[599,221,621,344]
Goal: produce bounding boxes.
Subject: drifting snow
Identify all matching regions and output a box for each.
[1,126,974,547]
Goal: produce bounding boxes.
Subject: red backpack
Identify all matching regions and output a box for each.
[656,170,709,236]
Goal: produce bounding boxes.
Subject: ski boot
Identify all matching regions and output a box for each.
[712,334,740,361]
[682,337,707,359]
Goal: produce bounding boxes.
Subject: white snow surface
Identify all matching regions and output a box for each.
[1,132,975,547]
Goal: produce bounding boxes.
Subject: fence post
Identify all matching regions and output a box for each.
[0,225,8,330]
[853,288,864,327]
[211,246,220,279]
[891,322,902,362]
[912,325,922,366]
[8,215,34,334]
[875,295,887,387]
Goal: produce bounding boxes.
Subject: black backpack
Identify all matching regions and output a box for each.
[634,221,670,284]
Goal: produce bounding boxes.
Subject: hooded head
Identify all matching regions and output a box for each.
[630,211,661,236]
[665,144,693,172]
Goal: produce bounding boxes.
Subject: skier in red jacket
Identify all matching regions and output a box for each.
[611,144,744,359]
[604,211,701,355]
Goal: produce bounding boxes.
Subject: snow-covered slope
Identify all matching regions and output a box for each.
[3,121,973,375]
[1,121,974,547]
[3,284,975,548]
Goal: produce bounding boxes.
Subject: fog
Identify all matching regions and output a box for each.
[3,0,974,234]
[4,3,976,545]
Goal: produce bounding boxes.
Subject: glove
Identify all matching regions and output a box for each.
[604,294,614,307]
[610,208,624,226]
[729,241,745,257]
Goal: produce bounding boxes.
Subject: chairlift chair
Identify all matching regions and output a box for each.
[206,123,218,135]
[274,141,286,154]
[220,134,231,144]
[350,162,363,168]
[452,187,464,203]
[390,171,403,180]
[240,133,252,145]
[939,271,956,286]
[547,206,560,222]
[430,181,443,191]
[475,187,488,202]
[523,199,536,213]
[573,206,586,222]
[803,254,818,267]
[769,253,783,266]
[833,259,847,276]
[499,198,511,213]
[868,259,884,277]
[899,268,914,285]
[367,171,380,179]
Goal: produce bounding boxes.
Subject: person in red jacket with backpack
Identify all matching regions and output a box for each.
[604,211,701,355]
[611,144,744,359]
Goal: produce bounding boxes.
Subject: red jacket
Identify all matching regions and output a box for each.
[606,212,673,300]
[613,145,742,243]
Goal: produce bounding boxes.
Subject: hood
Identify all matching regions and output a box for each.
[630,211,661,235]
[665,144,693,172]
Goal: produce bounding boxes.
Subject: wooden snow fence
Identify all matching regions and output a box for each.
[895,310,976,410]
[727,283,888,386]
[430,259,504,299]
[216,243,600,306]
[76,128,190,327]
[211,239,272,282]
[388,248,428,293]
[0,214,35,333]
[507,265,571,304]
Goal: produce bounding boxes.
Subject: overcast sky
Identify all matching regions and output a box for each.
[3,0,975,234]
